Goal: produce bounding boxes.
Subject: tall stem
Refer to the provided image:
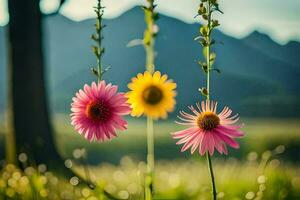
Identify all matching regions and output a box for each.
[206,153,217,200]
[145,0,155,74]
[146,45,155,73]
[205,1,217,200]
[97,0,103,82]
[147,117,155,174]
[144,1,156,199]
[145,117,154,200]
[93,0,105,82]
[206,2,211,99]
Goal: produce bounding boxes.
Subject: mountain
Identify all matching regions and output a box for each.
[0,7,300,117]
[242,31,300,70]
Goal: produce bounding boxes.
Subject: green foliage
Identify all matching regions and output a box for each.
[200,25,209,37]
[196,0,223,97]
[91,0,107,81]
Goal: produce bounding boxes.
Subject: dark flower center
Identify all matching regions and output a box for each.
[143,86,163,105]
[85,100,111,122]
[197,112,220,131]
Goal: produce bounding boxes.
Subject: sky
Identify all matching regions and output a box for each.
[0,0,300,44]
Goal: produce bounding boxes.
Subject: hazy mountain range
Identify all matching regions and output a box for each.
[0,7,300,117]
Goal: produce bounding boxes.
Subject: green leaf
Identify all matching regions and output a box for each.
[194,35,204,41]
[203,48,216,65]
[211,0,218,4]
[200,25,209,37]
[199,38,209,47]
[127,39,144,48]
[92,45,100,58]
[202,14,208,20]
[100,48,105,56]
[199,87,209,97]
[213,68,221,73]
[211,20,220,28]
[100,66,111,76]
[91,34,98,42]
[198,61,208,73]
[153,12,159,21]
[198,3,207,15]
[91,68,98,76]
[210,53,216,65]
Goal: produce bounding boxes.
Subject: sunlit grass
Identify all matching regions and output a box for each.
[1,115,300,199]
[1,153,300,199]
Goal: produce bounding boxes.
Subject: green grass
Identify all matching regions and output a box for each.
[1,156,299,199]
[1,115,300,199]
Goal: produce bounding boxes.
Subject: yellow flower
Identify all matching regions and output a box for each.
[126,71,177,119]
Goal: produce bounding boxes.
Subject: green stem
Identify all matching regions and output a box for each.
[206,2,211,99]
[205,1,216,200]
[144,1,156,199]
[146,44,155,73]
[206,47,210,99]
[97,0,103,82]
[145,117,154,200]
[147,117,155,174]
[145,0,155,74]
[206,152,217,200]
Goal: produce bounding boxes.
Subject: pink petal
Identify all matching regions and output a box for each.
[106,85,118,100]
[200,132,210,155]
[206,132,215,155]
[212,134,225,154]
[177,130,200,145]
[191,134,203,154]
[172,127,199,139]
[216,132,240,149]
[181,132,200,152]
[111,116,128,130]
[217,126,244,137]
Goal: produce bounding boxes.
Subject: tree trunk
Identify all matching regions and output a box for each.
[7,0,63,169]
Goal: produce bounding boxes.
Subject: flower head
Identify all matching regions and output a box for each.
[172,100,244,155]
[126,71,176,119]
[71,81,131,142]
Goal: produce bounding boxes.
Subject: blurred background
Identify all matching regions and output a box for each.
[0,0,300,199]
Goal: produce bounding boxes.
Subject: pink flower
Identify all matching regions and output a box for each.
[70,81,131,142]
[172,100,244,155]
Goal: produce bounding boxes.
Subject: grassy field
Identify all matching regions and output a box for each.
[53,115,300,164]
[0,115,300,199]
[0,158,299,199]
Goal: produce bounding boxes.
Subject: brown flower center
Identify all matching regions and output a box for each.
[143,86,163,105]
[197,112,220,131]
[85,100,111,122]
